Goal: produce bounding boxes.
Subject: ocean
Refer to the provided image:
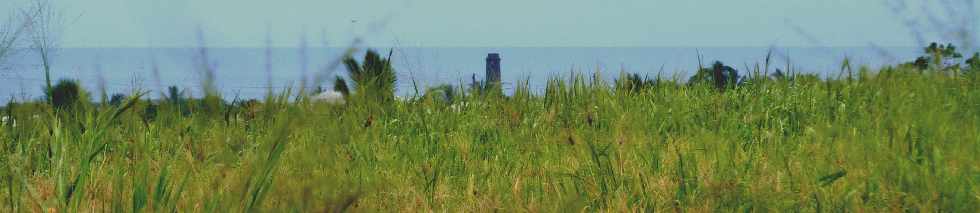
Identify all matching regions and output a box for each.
[0,47,921,100]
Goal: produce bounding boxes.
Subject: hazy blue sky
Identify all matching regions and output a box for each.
[0,0,970,47]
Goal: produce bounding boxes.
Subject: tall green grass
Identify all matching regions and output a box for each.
[0,65,977,211]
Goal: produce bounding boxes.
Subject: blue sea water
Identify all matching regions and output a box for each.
[0,46,921,100]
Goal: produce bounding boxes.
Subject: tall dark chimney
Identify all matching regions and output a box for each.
[486,53,501,85]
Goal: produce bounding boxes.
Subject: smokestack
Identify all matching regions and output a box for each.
[486,53,501,85]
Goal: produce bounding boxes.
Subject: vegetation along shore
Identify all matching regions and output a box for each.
[0,42,978,212]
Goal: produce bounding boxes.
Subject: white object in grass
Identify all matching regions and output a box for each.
[311,91,345,104]
[1,115,13,127]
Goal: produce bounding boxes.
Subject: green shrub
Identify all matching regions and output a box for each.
[615,72,658,94]
[423,84,458,103]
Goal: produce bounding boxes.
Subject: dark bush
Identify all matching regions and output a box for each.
[965,53,980,72]
[165,86,186,105]
[47,79,86,110]
[689,61,739,90]
[108,93,127,106]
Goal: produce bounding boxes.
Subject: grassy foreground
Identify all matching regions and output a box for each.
[0,67,978,212]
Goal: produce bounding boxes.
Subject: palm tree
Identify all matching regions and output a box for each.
[910,42,964,70]
[688,61,739,90]
[333,49,397,103]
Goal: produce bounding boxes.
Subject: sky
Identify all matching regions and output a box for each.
[0,0,973,48]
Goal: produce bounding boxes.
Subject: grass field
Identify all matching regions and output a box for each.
[0,61,978,211]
